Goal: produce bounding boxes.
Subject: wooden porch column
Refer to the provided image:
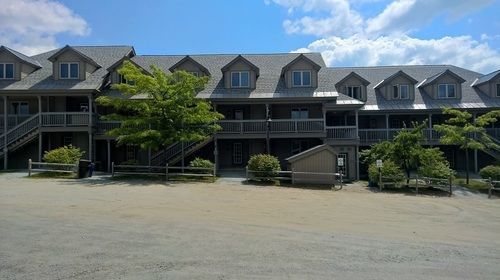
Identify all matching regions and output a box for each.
[322,106,327,133]
[265,103,270,154]
[385,114,389,140]
[355,145,360,180]
[473,112,478,173]
[214,137,219,175]
[88,95,93,162]
[107,139,111,172]
[3,96,7,169]
[355,109,359,139]
[38,95,42,162]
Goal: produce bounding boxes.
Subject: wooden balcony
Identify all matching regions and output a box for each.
[359,128,500,143]
[217,119,325,138]
[41,112,92,127]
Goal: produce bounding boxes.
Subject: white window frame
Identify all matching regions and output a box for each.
[496,84,500,97]
[231,71,250,88]
[10,101,29,115]
[233,142,243,164]
[292,70,312,87]
[126,145,137,161]
[345,85,361,100]
[392,84,410,99]
[60,62,79,79]
[438,84,456,99]
[0,63,14,79]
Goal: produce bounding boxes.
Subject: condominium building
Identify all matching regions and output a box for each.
[1,45,499,179]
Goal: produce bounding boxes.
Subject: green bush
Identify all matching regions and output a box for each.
[189,157,214,173]
[368,159,405,183]
[479,165,500,180]
[417,148,454,179]
[247,154,281,179]
[43,145,85,164]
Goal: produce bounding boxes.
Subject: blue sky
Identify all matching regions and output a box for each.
[1,0,500,73]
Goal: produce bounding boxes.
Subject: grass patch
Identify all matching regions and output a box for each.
[27,172,77,179]
[453,178,490,190]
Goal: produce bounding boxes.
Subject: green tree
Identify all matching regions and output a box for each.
[392,122,426,182]
[417,148,454,179]
[434,108,500,184]
[360,141,393,165]
[96,61,223,154]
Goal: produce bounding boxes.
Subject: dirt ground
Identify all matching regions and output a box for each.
[1,173,499,279]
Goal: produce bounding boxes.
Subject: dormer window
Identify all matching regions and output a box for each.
[392,84,410,99]
[0,63,14,79]
[438,84,456,98]
[345,86,361,99]
[60,62,79,79]
[231,71,249,88]
[292,70,311,87]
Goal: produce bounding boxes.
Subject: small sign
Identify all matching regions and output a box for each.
[337,157,344,167]
[376,159,383,168]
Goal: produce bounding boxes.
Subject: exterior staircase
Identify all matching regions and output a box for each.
[150,137,213,166]
[0,114,40,160]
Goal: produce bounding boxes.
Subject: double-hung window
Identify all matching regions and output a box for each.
[292,70,311,87]
[0,63,14,79]
[496,84,500,97]
[291,108,309,119]
[60,62,79,79]
[392,84,410,99]
[438,84,456,98]
[231,71,249,88]
[345,86,361,100]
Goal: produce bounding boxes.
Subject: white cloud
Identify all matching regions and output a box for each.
[295,35,500,73]
[0,0,90,55]
[365,0,494,36]
[268,0,500,73]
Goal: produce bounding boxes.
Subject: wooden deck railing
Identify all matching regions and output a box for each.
[326,126,358,139]
[218,119,324,134]
[41,112,91,127]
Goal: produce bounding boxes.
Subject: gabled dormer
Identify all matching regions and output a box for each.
[221,55,259,89]
[335,72,370,101]
[281,54,321,89]
[169,56,210,77]
[0,46,41,81]
[418,69,465,99]
[374,70,418,101]
[48,45,101,80]
[471,69,500,98]
[107,56,144,85]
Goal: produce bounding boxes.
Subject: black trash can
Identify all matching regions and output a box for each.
[78,160,91,178]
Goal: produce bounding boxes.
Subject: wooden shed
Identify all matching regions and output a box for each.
[286,144,338,184]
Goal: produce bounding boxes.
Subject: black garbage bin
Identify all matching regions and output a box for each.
[78,160,91,178]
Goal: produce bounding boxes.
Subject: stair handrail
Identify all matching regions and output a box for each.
[5,114,40,146]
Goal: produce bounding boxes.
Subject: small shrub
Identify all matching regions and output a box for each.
[418,148,454,179]
[43,145,84,164]
[479,165,500,180]
[368,159,405,183]
[247,154,281,179]
[189,157,214,174]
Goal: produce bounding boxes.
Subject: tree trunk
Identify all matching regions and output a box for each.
[465,148,470,184]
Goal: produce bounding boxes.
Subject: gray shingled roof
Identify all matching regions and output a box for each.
[0,46,42,68]
[473,69,500,87]
[0,46,134,91]
[128,53,362,103]
[325,65,499,111]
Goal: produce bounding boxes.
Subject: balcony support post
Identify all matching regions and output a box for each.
[214,137,219,175]
[3,96,8,169]
[265,104,271,154]
[107,139,111,173]
[38,96,42,126]
[322,106,327,134]
[385,114,389,140]
[355,109,359,139]
[38,132,42,162]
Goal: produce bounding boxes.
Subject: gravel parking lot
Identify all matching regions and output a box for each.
[1,173,499,279]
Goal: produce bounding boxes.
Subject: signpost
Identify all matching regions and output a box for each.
[376,159,383,191]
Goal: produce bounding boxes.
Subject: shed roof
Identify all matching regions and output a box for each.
[286,144,336,163]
